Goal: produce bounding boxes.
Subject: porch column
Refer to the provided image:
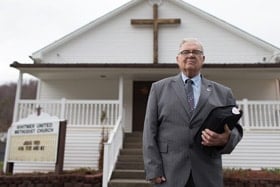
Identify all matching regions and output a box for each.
[242,98,250,130]
[35,78,41,99]
[12,72,23,122]
[276,78,280,99]
[118,76,124,119]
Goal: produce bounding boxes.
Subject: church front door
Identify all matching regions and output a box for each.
[132,81,154,131]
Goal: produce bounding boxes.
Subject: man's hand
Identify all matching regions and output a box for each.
[150,176,166,184]
[201,124,231,146]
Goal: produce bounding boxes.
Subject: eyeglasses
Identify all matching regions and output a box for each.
[178,50,203,56]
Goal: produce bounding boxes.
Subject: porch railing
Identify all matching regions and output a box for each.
[237,99,280,130]
[14,98,120,126]
[14,98,280,129]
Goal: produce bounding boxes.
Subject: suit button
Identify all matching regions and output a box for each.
[189,125,193,129]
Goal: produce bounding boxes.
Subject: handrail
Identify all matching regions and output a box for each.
[102,116,124,187]
[107,117,123,144]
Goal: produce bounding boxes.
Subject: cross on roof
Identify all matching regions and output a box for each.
[131,3,181,64]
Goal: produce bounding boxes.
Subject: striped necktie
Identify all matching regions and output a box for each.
[185,79,195,113]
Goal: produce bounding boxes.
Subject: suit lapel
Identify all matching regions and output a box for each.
[171,75,214,120]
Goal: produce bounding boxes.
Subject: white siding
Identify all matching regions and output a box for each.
[40,0,273,65]
[223,130,280,169]
[215,79,278,100]
[39,79,119,100]
[63,127,105,170]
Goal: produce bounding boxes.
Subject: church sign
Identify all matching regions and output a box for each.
[6,113,60,162]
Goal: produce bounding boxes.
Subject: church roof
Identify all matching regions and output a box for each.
[32,0,280,60]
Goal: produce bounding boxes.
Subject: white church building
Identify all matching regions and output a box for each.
[5,0,280,184]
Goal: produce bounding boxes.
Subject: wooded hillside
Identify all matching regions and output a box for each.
[0,80,37,131]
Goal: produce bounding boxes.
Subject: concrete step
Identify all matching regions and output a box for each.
[111,169,146,179]
[123,142,142,148]
[108,179,152,187]
[124,137,142,143]
[124,133,142,141]
[118,155,143,162]
[115,162,144,170]
[107,132,147,187]
[125,132,143,138]
[120,149,143,155]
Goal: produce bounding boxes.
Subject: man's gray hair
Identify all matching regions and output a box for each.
[179,38,204,52]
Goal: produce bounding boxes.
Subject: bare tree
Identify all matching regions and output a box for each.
[0,80,37,131]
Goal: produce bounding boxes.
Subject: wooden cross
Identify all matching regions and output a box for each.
[36,105,42,116]
[131,4,181,64]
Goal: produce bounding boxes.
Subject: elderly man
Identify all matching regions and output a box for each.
[143,38,243,187]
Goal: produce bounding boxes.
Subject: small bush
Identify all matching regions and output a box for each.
[223,168,280,179]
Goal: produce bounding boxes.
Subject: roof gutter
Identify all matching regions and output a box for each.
[10,61,280,70]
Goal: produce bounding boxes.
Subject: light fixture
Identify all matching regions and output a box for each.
[149,0,163,6]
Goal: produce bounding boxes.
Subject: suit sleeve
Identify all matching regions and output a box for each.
[220,89,243,154]
[143,84,165,180]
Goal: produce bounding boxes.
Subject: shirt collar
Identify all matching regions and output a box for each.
[181,72,201,86]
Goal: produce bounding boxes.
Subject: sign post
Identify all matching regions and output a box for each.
[55,120,67,174]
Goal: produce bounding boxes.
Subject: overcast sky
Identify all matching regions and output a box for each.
[1,0,280,84]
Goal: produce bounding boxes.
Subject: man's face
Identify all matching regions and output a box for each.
[176,41,205,78]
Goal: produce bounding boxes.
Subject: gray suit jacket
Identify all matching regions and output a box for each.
[143,74,243,187]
